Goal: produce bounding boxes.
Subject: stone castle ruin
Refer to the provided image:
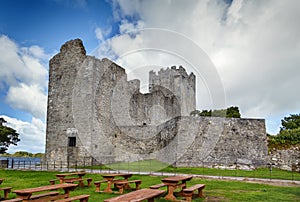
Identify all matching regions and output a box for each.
[45,39,268,168]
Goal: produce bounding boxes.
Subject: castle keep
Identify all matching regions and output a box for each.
[45,39,268,168]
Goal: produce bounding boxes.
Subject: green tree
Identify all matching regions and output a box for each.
[199,110,212,116]
[190,106,241,118]
[268,114,300,149]
[226,106,241,118]
[280,113,300,131]
[212,109,226,117]
[0,118,20,154]
[13,151,32,157]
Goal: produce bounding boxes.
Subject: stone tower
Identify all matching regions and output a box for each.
[149,66,196,117]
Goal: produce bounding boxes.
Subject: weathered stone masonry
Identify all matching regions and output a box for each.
[45,39,269,168]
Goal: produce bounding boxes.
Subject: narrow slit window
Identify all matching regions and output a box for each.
[68,137,76,147]
[111,73,116,81]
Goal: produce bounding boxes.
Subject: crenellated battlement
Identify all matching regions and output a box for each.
[149,66,196,116]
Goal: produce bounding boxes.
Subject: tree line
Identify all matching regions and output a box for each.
[190,106,241,118]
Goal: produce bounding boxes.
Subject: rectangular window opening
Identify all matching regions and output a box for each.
[68,137,76,147]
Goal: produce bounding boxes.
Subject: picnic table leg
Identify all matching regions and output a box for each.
[4,189,11,199]
[148,198,155,202]
[177,180,187,196]
[103,178,114,193]
[164,184,177,201]
[123,177,131,190]
[63,187,76,198]
[58,177,64,184]
[115,184,124,194]
[197,187,204,197]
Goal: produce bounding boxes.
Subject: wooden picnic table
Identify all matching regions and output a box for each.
[104,188,165,202]
[102,173,132,193]
[13,183,78,201]
[161,175,193,201]
[56,172,86,183]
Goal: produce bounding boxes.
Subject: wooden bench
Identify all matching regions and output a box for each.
[54,194,90,202]
[4,191,64,202]
[64,178,84,187]
[13,184,78,201]
[149,183,166,189]
[1,198,22,202]
[29,191,60,200]
[183,184,205,202]
[0,187,12,199]
[94,180,107,192]
[63,178,92,187]
[104,188,165,202]
[114,180,142,194]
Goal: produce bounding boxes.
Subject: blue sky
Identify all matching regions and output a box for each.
[0,0,116,53]
[1,0,300,153]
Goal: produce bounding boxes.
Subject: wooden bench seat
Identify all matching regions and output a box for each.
[58,178,92,187]
[94,180,107,192]
[149,183,166,189]
[183,184,205,202]
[104,188,165,202]
[0,187,12,199]
[30,191,60,200]
[114,180,142,194]
[54,194,90,202]
[1,198,22,202]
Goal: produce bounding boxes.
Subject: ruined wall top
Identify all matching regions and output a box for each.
[50,39,87,68]
[150,65,194,77]
[60,38,86,56]
[149,66,195,91]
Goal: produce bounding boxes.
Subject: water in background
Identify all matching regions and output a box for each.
[0,156,41,168]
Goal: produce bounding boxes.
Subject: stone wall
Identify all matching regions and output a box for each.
[269,146,300,171]
[129,87,181,126]
[114,116,269,168]
[175,117,268,168]
[45,39,269,168]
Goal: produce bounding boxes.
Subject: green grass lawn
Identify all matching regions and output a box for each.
[1,169,299,201]
[79,159,300,181]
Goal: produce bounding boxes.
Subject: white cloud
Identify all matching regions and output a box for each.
[6,83,47,119]
[0,35,48,120]
[1,115,45,153]
[95,27,112,42]
[119,20,144,34]
[103,0,300,134]
[95,27,105,42]
[0,35,48,152]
